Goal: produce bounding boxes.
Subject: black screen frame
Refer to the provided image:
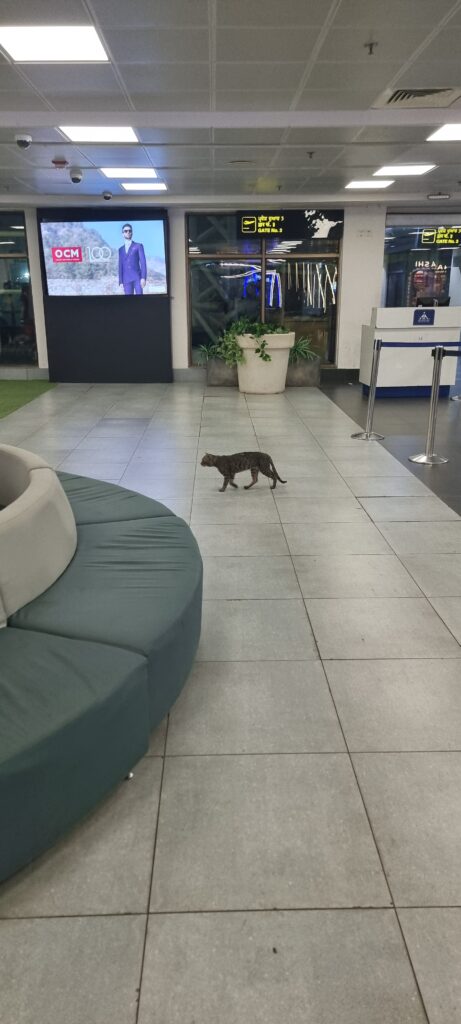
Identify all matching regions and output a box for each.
[37,206,170,299]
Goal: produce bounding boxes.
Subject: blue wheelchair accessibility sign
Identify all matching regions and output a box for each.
[413,309,435,326]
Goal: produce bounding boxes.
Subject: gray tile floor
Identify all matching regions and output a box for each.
[1,382,461,1023]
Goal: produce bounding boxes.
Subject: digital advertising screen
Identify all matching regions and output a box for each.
[39,216,167,297]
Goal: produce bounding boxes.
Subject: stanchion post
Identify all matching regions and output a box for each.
[351,337,384,440]
[409,346,449,465]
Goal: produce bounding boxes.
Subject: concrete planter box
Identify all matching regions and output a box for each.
[206,358,238,387]
[236,332,295,394]
[286,355,321,387]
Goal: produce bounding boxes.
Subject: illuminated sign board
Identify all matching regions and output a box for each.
[240,213,285,235]
[237,209,344,240]
[421,226,461,246]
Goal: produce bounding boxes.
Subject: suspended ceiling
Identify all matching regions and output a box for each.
[1,0,461,206]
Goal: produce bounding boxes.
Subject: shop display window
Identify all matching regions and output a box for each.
[0,213,37,366]
[384,224,461,308]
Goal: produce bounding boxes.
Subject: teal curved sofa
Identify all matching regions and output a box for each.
[0,471,203,882]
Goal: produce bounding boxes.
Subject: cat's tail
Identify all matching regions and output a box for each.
[270,459,286,483]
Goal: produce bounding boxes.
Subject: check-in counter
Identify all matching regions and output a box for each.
[360,307,461,395]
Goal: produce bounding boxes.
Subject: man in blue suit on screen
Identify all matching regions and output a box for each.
[118,223,147,294]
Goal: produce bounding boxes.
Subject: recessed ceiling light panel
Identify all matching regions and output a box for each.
[100,167,157,178]
[60,126,138,143]
[121,182,167,191]
[0,25,108,62]
[374,164,435,176]
[427,124,461,141]
[345,179,394,189]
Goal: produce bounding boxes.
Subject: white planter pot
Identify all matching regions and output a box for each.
[236,332,295,394]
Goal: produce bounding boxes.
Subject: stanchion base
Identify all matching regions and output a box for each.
[408,453,449,465]
[351,431,385,440]
[450,395,461,402]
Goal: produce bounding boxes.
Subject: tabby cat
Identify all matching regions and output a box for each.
[201,451,286,491]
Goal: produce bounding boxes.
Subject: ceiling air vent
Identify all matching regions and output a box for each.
[374,87,461,109]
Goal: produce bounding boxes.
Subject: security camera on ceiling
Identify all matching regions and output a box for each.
[70,168,83,184]
[15,134,32,150]
[102,190,112,200]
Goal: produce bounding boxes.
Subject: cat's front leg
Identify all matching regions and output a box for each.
[219,475,230,492]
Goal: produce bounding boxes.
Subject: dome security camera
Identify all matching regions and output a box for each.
[70,168,83,184]
[15,134,32,150]
[102,190,112,201]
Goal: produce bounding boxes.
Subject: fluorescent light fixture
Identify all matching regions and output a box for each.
[60,126,138,143]
[374,164,435,176]
[0,26,108,62]
[345,179,394,189]
[100,167,157,178]
[427,124,461,141]
[0,241,14,245]
[121,182,167,191]
[10,225,24,229]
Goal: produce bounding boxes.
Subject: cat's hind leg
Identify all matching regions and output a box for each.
[244,468,259,489]
[229,476,238,488]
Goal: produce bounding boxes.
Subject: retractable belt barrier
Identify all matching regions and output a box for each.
[351,339,461,450]
[409,347,461,465]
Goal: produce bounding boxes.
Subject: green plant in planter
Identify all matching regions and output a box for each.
[215,319,291,366]
[288,336,317,364]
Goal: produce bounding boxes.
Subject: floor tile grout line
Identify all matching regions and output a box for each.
[134,708,170,1024]
[3,904,460,923]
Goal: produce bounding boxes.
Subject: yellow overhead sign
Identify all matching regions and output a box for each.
[240,213,285,235]
[421,226,461,246]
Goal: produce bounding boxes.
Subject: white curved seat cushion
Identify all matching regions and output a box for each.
[0,461,77,623]
[0,443,49,507]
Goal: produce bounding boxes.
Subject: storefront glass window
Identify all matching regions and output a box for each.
[190,259,262,352]
[265,258,338,363]
[0,213,37,366]
[187,210,342,365]
[383,224,461,307]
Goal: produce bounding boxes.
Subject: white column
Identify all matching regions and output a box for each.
[168,207,190,369]
[24,207,48,370]
[336,205,387,368]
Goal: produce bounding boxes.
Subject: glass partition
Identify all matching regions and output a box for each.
[0,213,37,366]
[265,258,338,363]
[189,259,262,352]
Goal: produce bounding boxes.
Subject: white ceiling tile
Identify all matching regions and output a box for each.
[93,0,208,27]
[145,146,212,169]
[286,128,359,144]
[334,144,409,167]
[104,28,209,62]
[333,0,455,26]
[0,92,50,110]
[19,65,122,94]
[213,146,278,168]
[217,0,328,26]
[216,62,304,91]
[216,91,294,110]
[318,26,432,62]
[399,143,461,163]
[71,145,147,165]
[50,93,131,111]
[296,88,380,109]
[308,62,402,91]
[414,26,461,60]
[5,142,95,168]
[216,27,321,62]
[0,66,32,91]
[0,0,89,24]
[273,147,344,168]
[120,63,209,92]
[396,62,461,89]
[131,91,210,111]
[138,128,212,144]
[358,127,430,144]
[213,129,285,144]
